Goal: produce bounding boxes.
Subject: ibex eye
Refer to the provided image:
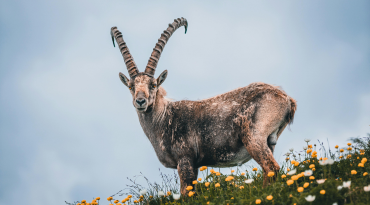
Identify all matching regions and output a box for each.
[129,87,132,90]
[152,85,156,88]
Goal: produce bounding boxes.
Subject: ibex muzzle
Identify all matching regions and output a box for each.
[111,17,297,196]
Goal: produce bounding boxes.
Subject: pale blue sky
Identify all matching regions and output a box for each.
[0,1,369,204]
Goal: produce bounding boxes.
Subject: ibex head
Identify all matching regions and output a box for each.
[111,18,187,113]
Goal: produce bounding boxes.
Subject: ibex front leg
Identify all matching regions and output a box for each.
[177,158,198,196]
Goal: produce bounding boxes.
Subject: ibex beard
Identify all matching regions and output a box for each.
[111,17,297,196]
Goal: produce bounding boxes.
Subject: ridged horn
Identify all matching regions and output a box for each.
[144,17,188,76]
[111,27,139,78]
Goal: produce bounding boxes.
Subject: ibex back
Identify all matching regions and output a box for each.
[111,17,297,195]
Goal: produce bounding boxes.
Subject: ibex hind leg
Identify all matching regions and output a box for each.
[238,115,282,187]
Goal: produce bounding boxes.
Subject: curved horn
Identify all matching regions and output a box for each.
[144,17,188,76]
[111,27,139,78]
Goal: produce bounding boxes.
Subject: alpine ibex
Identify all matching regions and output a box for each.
[110,17,297,195]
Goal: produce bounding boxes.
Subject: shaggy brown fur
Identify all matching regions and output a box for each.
[111,18,297,195]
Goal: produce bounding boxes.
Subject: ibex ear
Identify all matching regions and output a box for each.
[119,72,130,87]
[157,70,168,87]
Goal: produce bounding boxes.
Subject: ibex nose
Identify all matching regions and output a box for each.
[136,98,146,106]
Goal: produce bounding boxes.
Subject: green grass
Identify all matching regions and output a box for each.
[68,134,370,205]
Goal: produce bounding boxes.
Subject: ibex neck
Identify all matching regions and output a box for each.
[137,89,172,140]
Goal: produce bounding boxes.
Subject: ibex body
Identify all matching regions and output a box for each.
[111,18,297,195]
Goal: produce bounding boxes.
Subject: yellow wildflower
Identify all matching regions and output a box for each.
[339,156,343,159]
[253,167,258,171]
[362,158,368,163]
[320,190,326,195]
[198,178,202,181]
[255,199,261,204]
[335,145,339,148]
[309,164,315,169]
[239,186,244,189]
[297,187,304,192]
[241,172,245,175]
[231,170,235,173]
[281,174,286,179]
[359,163,364,167]
[307,149,312,154]
[364,172,368,176]
[216,172,221,176]
[340,149,344,152]
[308,145,312,148]
[107,197,113,201]
[348,147,352,151]
[291,160,296,164]
[294,161,299,166]
[304,182,309,188]
[309,176,315,180]
[167,191,171,196]
[266,195,273,200]
[347,143,352,146]
[192,180,198,184]
[351,170,357,175]
[188,191,194,197]
[210,169,215,174]
[287,168,290,171]
[268,171,274,177]
[287,180,294,185]
[215,183,220,187]
[186,186,193,191]
[291,175,298,181]
[205,182,210,187]
[312,168,316,171]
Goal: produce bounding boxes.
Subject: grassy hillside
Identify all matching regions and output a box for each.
[68,134,370,205]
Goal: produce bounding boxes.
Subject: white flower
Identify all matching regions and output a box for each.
[333,203,338,205]
[287,169,297,175]
[303,146,307,150]
[305,195,316,202]
[304,139,311,143]
[337,185,343,190]
[319,160,328,166]
[158,191,165,197]
[326,159,335,165]
[316,179,326,184]
[173,194,181,200]
[245,179,254,184]
[304,170,313,176]
[364,185,370,192]
[289,148,294,152]
[140,189,147,195]
[343,181,351,188]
